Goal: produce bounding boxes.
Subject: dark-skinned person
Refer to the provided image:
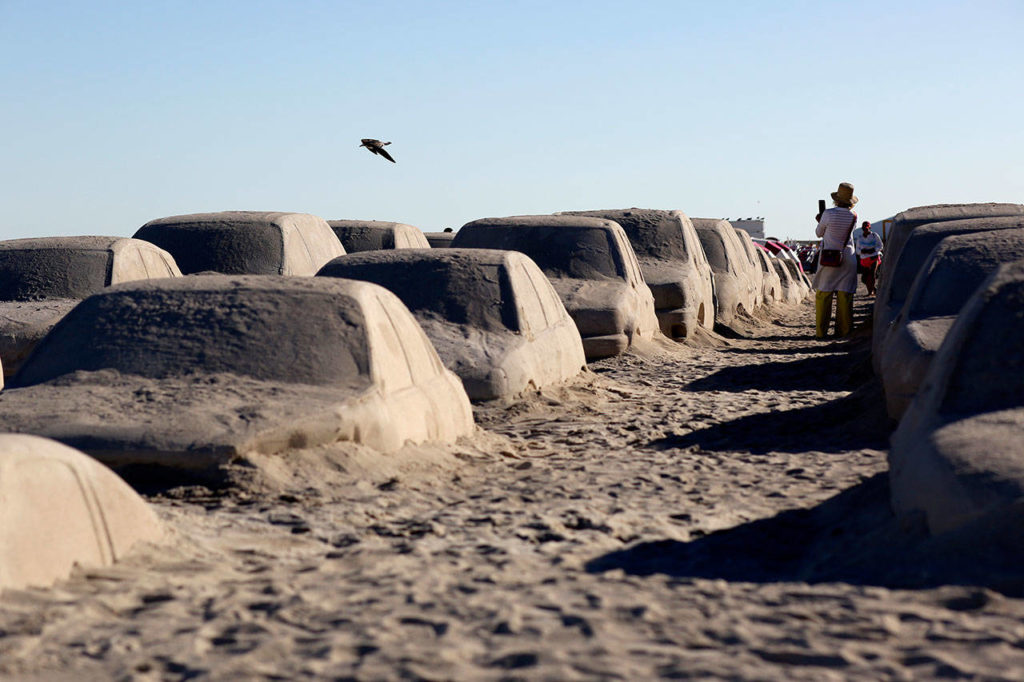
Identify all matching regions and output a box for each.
[853,220,883,296]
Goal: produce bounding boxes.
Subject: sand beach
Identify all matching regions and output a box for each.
[1,291,1022,681]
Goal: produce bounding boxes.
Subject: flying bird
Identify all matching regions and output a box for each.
[360,138,396,163]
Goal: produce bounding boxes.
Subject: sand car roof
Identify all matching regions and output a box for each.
[887,216,1024,307]
[878,204,1024,300]
[424,232,456,248]
[560,209,702,263]
[318,249,545,333]
[0,434,163,590]
[451,215,638,283]
[891,203,1024,227]
[9,275,430,390]
[0,236,180,301]
[904,229,1024,319]
[328,220,430,252]
[134,211,345,276]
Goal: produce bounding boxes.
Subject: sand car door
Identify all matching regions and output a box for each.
[374,291,455,442]
[364,294,423,446]
[513,256,584,376]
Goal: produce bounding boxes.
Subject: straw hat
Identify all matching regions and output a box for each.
[831,182,858,206]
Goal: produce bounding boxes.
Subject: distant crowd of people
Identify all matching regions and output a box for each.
[811,182,883,339]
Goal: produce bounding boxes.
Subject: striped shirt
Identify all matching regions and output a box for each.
[816,207,858,250]
[812,206,859,293]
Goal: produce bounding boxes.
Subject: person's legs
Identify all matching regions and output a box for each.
[815,290,834,338]
[865,263,877,295]
[836,291,854,336]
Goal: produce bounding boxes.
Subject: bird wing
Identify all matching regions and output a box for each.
[378,147,396,163]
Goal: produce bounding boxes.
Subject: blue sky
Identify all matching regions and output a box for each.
[1,0,1021,241]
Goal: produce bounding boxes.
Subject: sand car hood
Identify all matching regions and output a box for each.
[0,299,78,374]
[549,277,637,337]
[416,318,523,400]
[0,370,423,470]
[637,261,695,310]
[417,317,584,401]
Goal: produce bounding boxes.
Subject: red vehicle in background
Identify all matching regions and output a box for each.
[753,238,811,274]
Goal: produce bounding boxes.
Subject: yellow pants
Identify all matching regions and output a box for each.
[815,290,853,338]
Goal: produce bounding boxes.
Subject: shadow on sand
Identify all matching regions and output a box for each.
[586,473,1024,595]
[685,354,859,392]
[648,381,891,455]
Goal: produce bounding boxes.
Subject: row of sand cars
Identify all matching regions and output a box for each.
[870,203,1024,541]
[0,209,809,590]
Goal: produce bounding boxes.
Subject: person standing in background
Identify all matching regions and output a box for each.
[813,182,859,339]
[853,220,883,295]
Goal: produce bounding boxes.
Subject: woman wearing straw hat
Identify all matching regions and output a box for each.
[813,182,859,338]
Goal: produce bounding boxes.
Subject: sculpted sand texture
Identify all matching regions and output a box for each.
[754,247,784,305]
[562,209,714,341]
[692,218,759,327]
[0,276,473,480]
[424,231,456,248]
[0,236,181,378]
[890,261,1024,535]
[0,434,164,591]
[872,215,1024,372]
[328,220,430,252]
[4,294,1024,679]
[733,228,767,309]
[881,229,1024,418]
[452,215,659,360]
[317,249,586,401]
[875,203,1024,307]
[134,211,345,275]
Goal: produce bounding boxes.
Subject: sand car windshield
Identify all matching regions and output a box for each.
[619,216,689,261]
[480,227,624,282]
[698,233,731,272]
[14,287,373,388]
[0,249,110,301]
[341,259,520,333]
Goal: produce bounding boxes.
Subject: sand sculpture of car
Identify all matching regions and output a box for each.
[134,211,345,276]
[871,205,1024,360]
[317,249,587,401]
[691,219,758,327]
[875,203,1024,300]
[450,215,659,360]
[0,276,474,478]
[753,247,784,305]
[776,251,811,291]
[733,229,767,309]
[559,209,714,341]
[880,229,1024,419]
[888,261,1024,536]
[0,434,164,590]
[872,216,1024,373]
[328,220,430,252]
[425,231,456,248]
[770,258,803,305]
[0,236,181,379]
[761,243,811,291]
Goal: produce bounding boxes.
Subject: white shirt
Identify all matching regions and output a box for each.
[854,230,883,258]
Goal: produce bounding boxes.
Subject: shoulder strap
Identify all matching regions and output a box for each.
[842,211,857,243]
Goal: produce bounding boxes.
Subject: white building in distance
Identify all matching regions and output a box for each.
[729,218,765,239]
